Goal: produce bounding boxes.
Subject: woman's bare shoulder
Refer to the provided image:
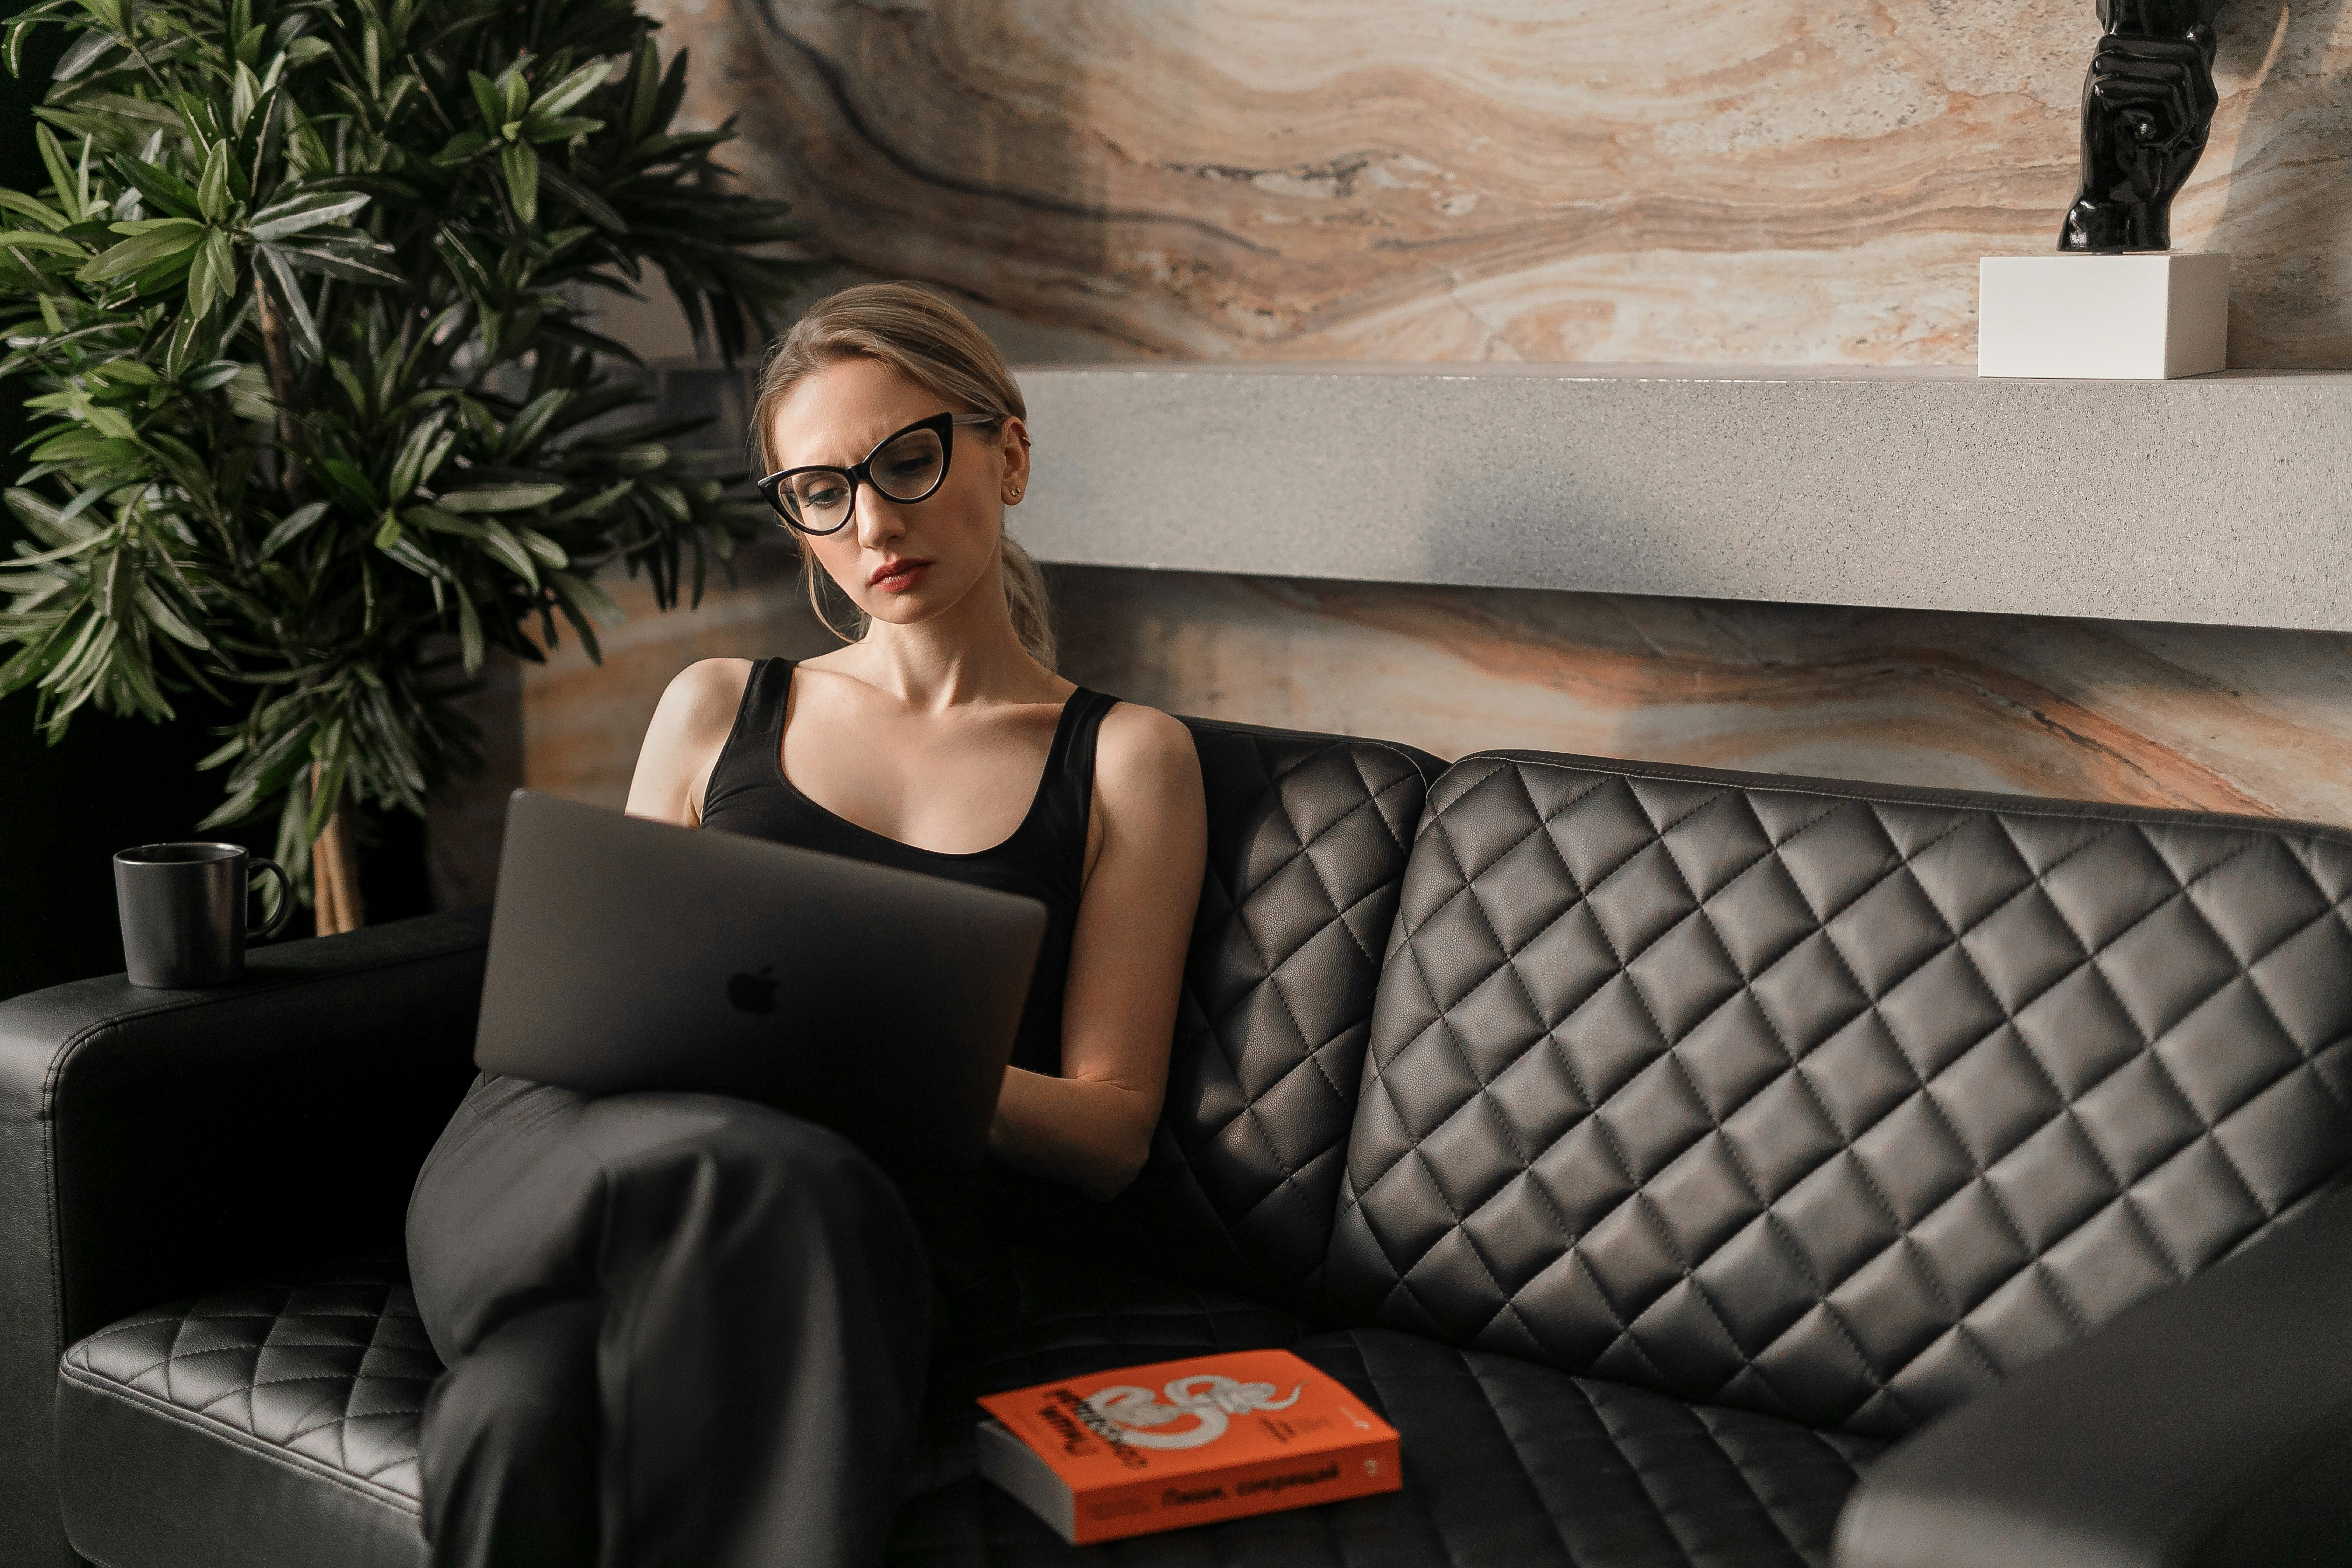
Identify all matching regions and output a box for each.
[1094,701,1202,803]
[627,659,757,824]
[654,657,756,734]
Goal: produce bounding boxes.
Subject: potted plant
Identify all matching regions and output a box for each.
[0,0,814,929]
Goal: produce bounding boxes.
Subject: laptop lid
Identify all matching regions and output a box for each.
[474,790,1047,1167]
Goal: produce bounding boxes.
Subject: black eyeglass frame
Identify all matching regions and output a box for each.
[755,411,1003,535]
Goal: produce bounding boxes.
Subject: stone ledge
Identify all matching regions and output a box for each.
[1003,364,2352,633]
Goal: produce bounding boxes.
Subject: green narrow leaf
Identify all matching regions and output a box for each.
[468,70,503,130]
[225,363,275,423]
[185,229,235,316]
[329,357,368,415]
[414,429,457,490]
[550,569,622,628]
[162,310,203,377]
[651,47,691,134]
[70,0,123,38]
[272,231,402,286]
[231,60,261,133]
[0,190,69,230]
[83,404,136,439]
[104,154,202,220]
[521,114,603,145]
[50,27,113,82]
[531,58,611,122]
[433,129,488,166]
[626,37,660,140]
[197,140,231,220]
[500,388,569,456]
[436,483,565,513]
[499,139,539,224]
[99,548,133,622]
[535,163,625,233]
[0,230,84,255]
[35,126,79,222]
[476,519,539,585]
[373,513,403,549]
[77,220,203,283]
[500,68,530,126]
[246,189,370,241]
[455,581,483,672]
[304,749,347,845]
[135,583,208,649]
[514,526,568,568]
[546,582,602,664]
[433,226,494,302]
[257,499,328,558]
[403,504,480,537]
[387,416,444,498]
[318,456,382,509]
[382,533,452,581]
[254,245,324,362]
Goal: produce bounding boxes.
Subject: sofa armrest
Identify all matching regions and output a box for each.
[0,906,489,1568]
[1835,1188,2352,1568]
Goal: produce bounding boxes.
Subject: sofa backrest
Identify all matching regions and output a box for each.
[1104,719,1442,1309]
[1326,751,2352,1438]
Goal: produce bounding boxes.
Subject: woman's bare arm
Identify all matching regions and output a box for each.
[625,658,752,826]
[987,704,1207,1199]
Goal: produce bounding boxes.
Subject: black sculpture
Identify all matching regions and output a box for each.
[2060,0,2228,252]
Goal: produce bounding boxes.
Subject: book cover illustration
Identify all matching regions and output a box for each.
[975,1349,1402,1544]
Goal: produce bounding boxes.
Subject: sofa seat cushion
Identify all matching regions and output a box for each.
[55,1276,432,1568]
[889,1325,1885,1567]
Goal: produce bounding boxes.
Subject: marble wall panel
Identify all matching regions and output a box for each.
[651,0,2352,366]
[1048,567,2352,825]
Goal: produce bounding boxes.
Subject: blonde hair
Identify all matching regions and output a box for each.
[751,282,1056,669]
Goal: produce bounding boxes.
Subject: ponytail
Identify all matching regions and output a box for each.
[999,535,1057,670]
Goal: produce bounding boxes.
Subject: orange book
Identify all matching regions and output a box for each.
[973,1349,1401,1545]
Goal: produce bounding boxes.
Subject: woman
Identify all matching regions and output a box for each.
[405,282,1209,1568]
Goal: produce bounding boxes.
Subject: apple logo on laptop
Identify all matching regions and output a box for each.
[727,964,779,1015]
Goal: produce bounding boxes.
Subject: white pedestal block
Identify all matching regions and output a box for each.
[1978,252,2231,379]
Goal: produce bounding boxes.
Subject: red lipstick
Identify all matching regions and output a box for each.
[868,557,932,593]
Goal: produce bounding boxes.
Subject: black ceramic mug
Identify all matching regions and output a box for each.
[113,842,294,988]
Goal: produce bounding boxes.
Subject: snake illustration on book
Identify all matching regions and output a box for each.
[1083,1374,1306,1449]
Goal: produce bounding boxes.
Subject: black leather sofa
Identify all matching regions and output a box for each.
[7,719,2352,1568]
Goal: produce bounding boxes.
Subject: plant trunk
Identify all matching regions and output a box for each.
[255,280,309,502]
[309,761,365,935]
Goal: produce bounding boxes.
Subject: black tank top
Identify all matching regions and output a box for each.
[699,657,1118,1077]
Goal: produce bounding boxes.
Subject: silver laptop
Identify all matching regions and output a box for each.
[474,790,1047,1166]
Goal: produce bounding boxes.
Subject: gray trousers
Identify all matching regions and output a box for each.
[406,1074,932,1568]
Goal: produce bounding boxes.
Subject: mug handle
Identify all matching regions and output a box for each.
[249,856,295,941]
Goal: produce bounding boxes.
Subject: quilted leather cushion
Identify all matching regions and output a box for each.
[892,1326,1883,1567]
[1106,720,1441,1307]
[1330,752,2352,1439]
[55,1276,433,1568]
